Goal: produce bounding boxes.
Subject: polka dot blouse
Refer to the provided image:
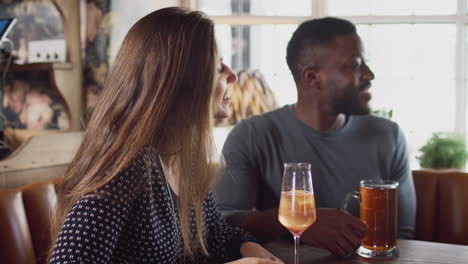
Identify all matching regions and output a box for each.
[50,147,257,263]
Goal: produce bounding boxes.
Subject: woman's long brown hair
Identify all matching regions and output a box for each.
[50,7,219,259]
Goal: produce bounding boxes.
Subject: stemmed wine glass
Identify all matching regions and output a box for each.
[278,163,316,264]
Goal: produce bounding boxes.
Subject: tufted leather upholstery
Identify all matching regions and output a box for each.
[0,177,61,264]
[413,170,468,245]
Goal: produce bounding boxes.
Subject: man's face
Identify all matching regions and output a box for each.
[317,33,375,115]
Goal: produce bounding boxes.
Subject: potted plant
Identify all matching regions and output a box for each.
[373,109,393,119]
[417,132,468,170]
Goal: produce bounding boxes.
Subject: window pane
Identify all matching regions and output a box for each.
[249,25,297,106]
[109,0,178,63]
[201,0,312,16]
[249,0,311,16]
[327,0,456,16]
[465,25,468,78]
[326,0,371,16]
[357,24,455,80]
[412,0,456,15]
[465,26,468,141]
[215,24,297,107]
[357,24,456,168]
[200,0,233,15]
[215,25,233,67]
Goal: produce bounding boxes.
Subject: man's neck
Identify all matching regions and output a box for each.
[293,103,346,131]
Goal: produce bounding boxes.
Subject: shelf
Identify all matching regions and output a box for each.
[52,62,73,70]
[0,62,73,71]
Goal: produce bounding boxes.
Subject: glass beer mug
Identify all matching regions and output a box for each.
[341,179,399,258]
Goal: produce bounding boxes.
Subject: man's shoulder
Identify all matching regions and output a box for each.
[225,106,292,147]
[234,105,290,130]
[351,114,400,132]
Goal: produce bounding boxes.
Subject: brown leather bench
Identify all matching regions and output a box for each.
[413,169,468,245]
[0,177,61,264]
[1,170,467,264]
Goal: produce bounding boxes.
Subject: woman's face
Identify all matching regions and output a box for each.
[213,58,237,119]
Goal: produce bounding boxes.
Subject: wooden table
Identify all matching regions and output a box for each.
[265,239,468,264]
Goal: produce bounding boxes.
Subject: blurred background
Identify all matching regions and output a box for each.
[196,0,467,169]
[1,0,467,169]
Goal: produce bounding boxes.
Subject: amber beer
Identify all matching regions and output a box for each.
[360,184,398,251]
[342,179,399,258]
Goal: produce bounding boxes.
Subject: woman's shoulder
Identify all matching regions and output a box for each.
[94,146,162,202]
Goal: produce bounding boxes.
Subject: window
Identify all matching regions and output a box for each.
[201,0,312,16]
[327,0,456,15]
[357,24,457,158]
[193,0,468,169]
[108,0,179,64]
[216,24,298,106]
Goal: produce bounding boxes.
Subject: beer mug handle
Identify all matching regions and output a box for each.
[341,191,361,213]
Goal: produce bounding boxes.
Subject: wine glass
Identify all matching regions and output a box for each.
[278,163,316,264]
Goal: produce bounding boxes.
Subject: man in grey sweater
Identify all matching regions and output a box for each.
[215,17,416,257]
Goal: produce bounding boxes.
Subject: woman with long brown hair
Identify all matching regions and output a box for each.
[49,7,283,264]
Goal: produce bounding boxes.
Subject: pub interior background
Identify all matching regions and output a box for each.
[1,0,468,170]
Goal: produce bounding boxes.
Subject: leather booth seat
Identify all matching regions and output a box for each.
[0,177,61,264]
[1,170,467,264]
[413,169,468,245]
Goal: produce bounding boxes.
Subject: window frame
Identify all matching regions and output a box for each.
[185,0,468,135]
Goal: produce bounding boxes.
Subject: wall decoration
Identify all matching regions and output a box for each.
[0,0,64,63]
[0,0,69,131]
[82,0,179,110]
[216,69,278,127]
[82,0,112,110]
[2,68,69,130]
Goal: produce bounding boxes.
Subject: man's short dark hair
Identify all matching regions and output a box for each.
[286,17,356,82]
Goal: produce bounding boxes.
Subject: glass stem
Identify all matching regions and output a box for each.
[294,235,300,264]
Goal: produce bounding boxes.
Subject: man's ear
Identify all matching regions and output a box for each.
[301,65,321,90]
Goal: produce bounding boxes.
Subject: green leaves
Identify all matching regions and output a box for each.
[417,133,467,169]
[372,109,393,119]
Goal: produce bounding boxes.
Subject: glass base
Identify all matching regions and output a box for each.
[356,245,399,259]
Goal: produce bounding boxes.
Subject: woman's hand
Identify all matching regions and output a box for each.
[239,242,284,263]
[225,257,282,264]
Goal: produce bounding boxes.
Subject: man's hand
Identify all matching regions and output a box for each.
[301,208,367,257]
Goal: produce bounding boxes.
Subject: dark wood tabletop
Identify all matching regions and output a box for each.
[265,239,468,264]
